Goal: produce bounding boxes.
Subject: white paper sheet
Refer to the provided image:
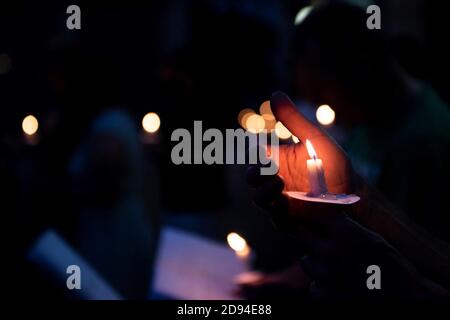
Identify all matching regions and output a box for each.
[152,227,246,300]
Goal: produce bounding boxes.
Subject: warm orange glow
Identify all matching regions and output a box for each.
[227,232,249,255]
[245,114,265,134]
[22,115,38,136]
[142,112,160,133]
[259,100,272,116]
[238,108,255,129]
[316,104,335,126]
[305,139,318,159]
[274,121,292,139]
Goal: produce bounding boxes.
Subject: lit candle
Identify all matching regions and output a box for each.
[227,232,252,269]
[141,112,160,144]
[305,139,327,196]
[22,114,39,145]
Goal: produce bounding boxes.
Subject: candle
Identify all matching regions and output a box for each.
[22,114,39,145]
[227,232,252,269]
[305,139,327,196]
[141,112,160,144]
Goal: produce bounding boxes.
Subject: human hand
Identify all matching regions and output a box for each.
[247,91,361,231]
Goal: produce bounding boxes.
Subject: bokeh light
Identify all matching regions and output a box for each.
[274,121,292,139]
[238,108,256,129]
[294,6,313,25]
[316,104,335,126]
[142,112,161,133]
[227,232,248,253]
[22,115,39,136]
[259,100,272,116]
[245,114,265,134]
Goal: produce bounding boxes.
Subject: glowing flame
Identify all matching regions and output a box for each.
[305,139,317,159]
[316,104,335,126]
[238,108,255,129]
[142,112,160,133]
[294,6,313,26]
[22,115,38,136]
[245,114,265,134]
[227,232,249,257]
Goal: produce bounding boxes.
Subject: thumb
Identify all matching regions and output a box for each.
[271,91,323,143]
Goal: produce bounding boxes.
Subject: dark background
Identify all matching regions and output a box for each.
[0,0,448,299]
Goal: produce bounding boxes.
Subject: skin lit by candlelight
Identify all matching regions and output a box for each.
[22,115,39,136]
[227,232,250,257]
[316,104,335,126]
[142,112,160,133]
[305,139,318,159]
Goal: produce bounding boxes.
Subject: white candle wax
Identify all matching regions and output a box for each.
[307,158,327,196]
[305,140,328,196]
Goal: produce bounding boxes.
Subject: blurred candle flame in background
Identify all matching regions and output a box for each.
[294,6,313,26]
[245,114,265,134]
[142,112,161,133]
[316,104,335,126]
[227,232,250,258]
[274,121,292,139]
[22,115,39,136]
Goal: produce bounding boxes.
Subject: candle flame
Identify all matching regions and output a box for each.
[305,139,317,159]
[227,232,249,255]
[142,112,160,133]
[22,115,39,136]
[316,104,335,126]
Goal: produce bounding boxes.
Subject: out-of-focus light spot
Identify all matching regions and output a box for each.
[142,112,160,133]
[274,121,292,139]
[292,136,300,143]
[0,53,12,75]
[22,115,39,135]
[245,114,265,134]
[294,6,313,25]
[259,100,272,116]
[263,114,276,131]
[227,232,249,255]
[316,104,335,126]
[238,108,255,129]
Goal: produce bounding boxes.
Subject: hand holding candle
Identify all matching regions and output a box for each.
[247,92,360,219]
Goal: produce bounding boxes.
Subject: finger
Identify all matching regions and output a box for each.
[271,91,323,143]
